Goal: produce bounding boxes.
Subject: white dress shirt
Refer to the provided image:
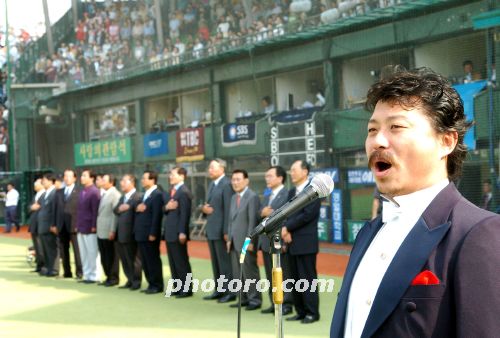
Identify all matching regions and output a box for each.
[44,186,56,199]
[295,180,309,196]
[124,188,136,203]
[143,185,157,201]
[268,184,284,206]
[64,184,75,197]
[344,179,449,338]
[6,189,19,207]
[35,189,45,203]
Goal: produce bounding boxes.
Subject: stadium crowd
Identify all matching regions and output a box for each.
[31,0,402,85]
[25,159,323,324]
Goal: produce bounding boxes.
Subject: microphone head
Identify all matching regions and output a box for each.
[310,173,334,198]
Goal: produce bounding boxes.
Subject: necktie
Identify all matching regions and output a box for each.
[268,192,274,206]
[170,188,176,198]
[236,194,241,208]
[64,188,70,201]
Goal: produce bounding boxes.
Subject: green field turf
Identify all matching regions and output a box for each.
[0,236,341,337]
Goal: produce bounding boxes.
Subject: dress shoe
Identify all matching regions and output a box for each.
[261,306,274,314]
[83,280,96,284]
[218,294,237,303]
[105,281,119,287]
[175,292,193,298]
[229,301,249,308]
[145,288,163,295]
[301,315,320,324]
[282,306,293,316]
[286,314,305,321]
[203,292,222,300]
[130,284,141,291]
[63,275,73,279]
[30,269,42,273]
[119,282,132,289]
[46,272,58,277]
[245,303,261,311]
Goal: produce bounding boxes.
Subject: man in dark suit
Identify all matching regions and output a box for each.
[114,174,142,290]
[227,169,262,310]
[282,160,321,324]
[55,169,82,279]
[330,68,500,337]
[37,173,59,277]
[28,178,45,272]
[134,170,164,294]
[163,167,193,298]
[258,166,293,315]
[201,158,235,303]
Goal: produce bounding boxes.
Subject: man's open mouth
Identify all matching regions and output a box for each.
[375,160,392,173]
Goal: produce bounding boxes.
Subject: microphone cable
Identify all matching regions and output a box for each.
[237,237,251,338]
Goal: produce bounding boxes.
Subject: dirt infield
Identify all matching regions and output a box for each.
[2,225,350,276]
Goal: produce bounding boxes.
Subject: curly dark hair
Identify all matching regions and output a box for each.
[365,67,471,180]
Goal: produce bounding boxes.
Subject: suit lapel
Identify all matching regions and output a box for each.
[360,183,461,338]
[332,218,384,337]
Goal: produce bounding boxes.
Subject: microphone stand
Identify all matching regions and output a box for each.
[269,229,284,338]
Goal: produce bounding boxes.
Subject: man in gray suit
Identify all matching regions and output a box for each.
[114,174,142,290]
[259,166,294,315]
[37,173,59,277]
[96,174,122,286]
[201,158,235,303]
[29,178,45,273]
[227,169,262,310]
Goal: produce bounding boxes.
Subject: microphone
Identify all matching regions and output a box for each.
[250,173,334,238]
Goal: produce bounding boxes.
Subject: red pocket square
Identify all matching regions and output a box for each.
[411,270,440,286]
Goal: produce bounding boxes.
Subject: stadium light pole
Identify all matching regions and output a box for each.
[42,0,54,55]
[4,0,15,171]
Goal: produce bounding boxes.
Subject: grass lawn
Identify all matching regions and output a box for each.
[0,236,341,337]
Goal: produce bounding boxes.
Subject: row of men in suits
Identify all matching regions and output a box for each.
[202,158,321,324]
[27,168,193,298]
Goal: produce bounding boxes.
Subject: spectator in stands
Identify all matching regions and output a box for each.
[261,96,275,115]
[481,180,493,211]
[462,60,474,83]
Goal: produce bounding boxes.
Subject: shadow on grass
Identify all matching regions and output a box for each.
[0,236,340,336]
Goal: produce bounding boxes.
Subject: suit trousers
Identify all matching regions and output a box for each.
[98,238,119,283]
[207,239,232,295]
[40,232,59,274]
[31,232,45,270]
[262,251,294,306]
[58,227,82,277]
[138,240,164,291]
[77,233,101,282]
[166,241,192,293]
[288,253,319,318]
[116,241,142,287]
[230,248,262,306]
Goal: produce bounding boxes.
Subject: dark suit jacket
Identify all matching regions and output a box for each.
[113,190,142,243]
[28,193,45,234]
[205,176,234,240]
[330,183,500,338]
[37,188,57,235]
[258,187,289,252]
[283,184,321,256]
[55,186,80,233]
[228,188,260,252]
[134,188,164,242]
[163,184,193,242]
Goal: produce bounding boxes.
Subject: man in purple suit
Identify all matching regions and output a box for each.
[76,169,101,284]
[330,68,500,337]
